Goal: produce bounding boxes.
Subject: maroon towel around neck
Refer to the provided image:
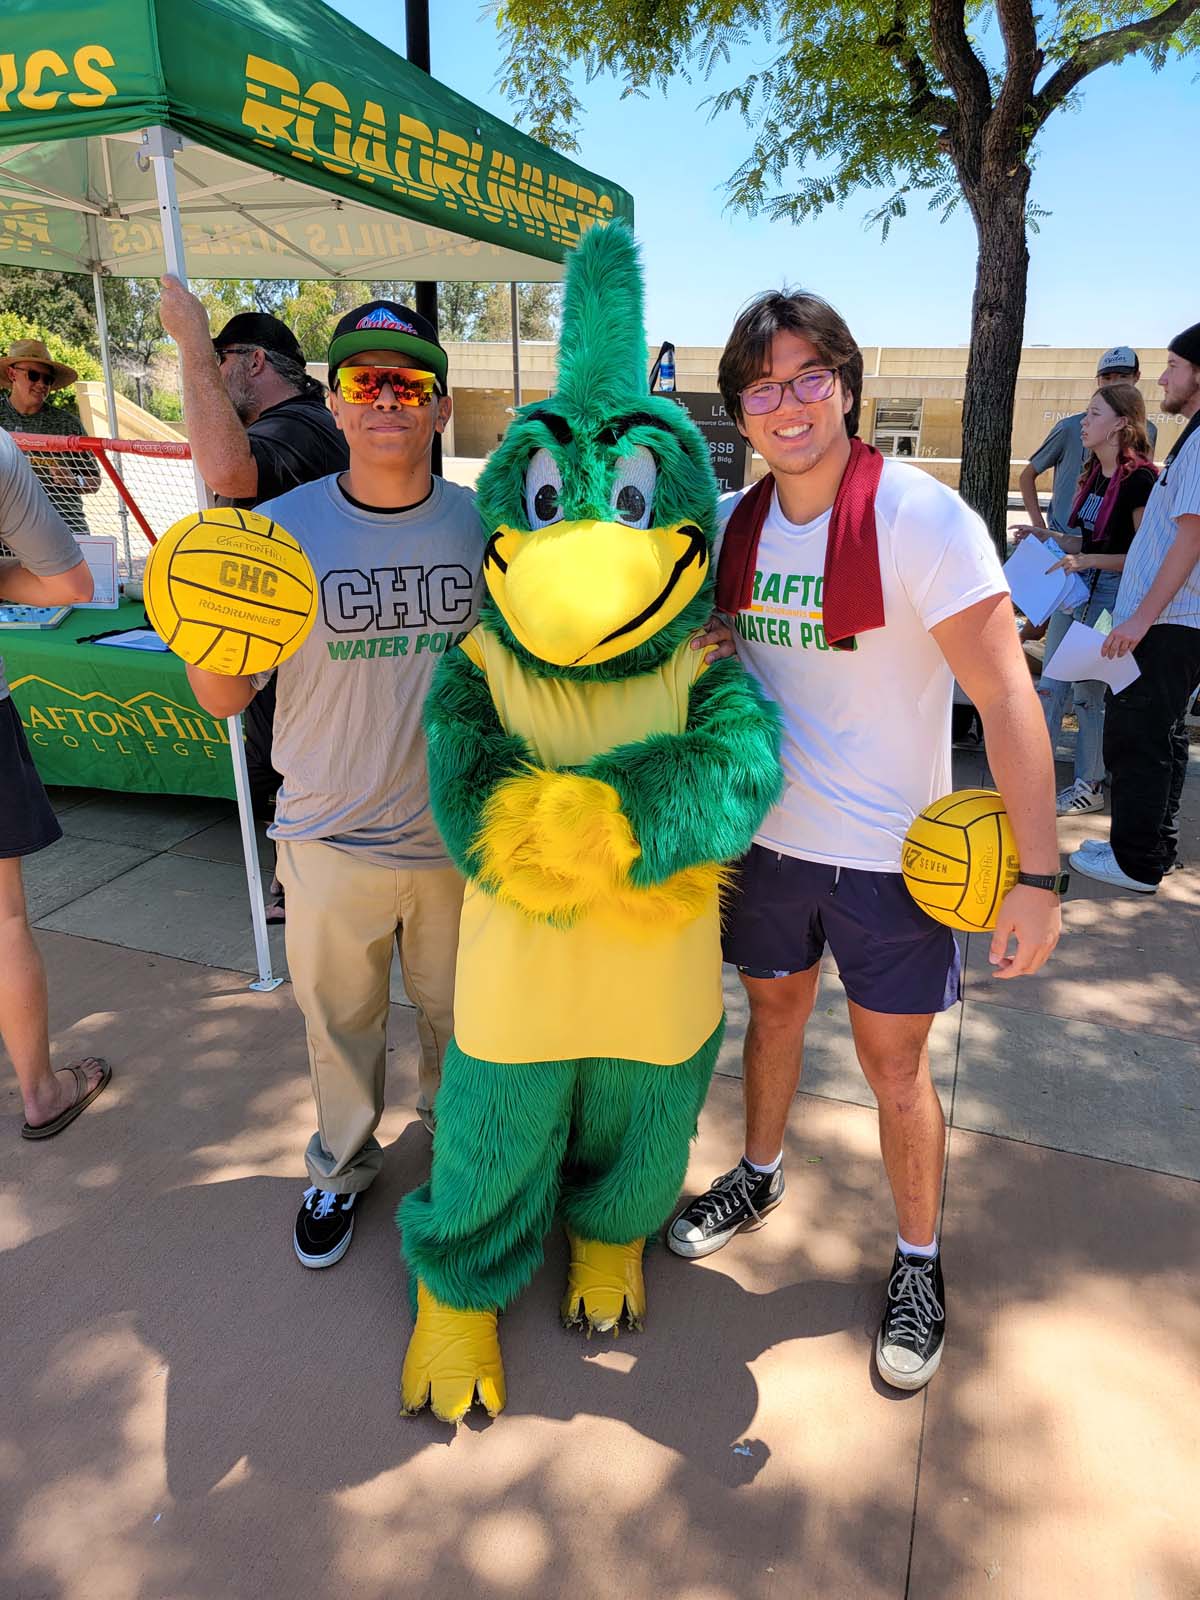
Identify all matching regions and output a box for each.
[716,436,886,649]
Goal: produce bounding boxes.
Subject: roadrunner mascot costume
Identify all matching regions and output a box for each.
[399,222,782,1423]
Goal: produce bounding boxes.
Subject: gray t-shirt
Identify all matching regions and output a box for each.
[1029,414,1085,534]
[0,430,82,700]
[1031,411,1158,534]
[253,472,485,866]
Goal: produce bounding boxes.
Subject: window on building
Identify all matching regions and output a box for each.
[873,400,923,457]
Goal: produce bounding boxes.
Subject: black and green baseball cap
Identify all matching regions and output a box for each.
[327,301,448,386]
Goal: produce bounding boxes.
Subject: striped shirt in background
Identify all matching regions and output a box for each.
[1113,424,1200,630]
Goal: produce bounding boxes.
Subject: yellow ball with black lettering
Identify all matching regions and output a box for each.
[901,788,1020,933]
[144,507,318,676]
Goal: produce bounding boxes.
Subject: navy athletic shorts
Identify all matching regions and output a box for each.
[722,843,962,1016]
[0,694,62,859]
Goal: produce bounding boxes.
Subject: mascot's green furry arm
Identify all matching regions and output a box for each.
[426,649,780,892]
[398,222,782,1425]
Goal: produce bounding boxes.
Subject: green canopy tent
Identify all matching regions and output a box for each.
[0,0,631,279]
[0,0,634,987]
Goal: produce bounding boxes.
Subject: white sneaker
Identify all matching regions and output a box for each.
[1056,780,1104,816]
[1068,844,1156,893]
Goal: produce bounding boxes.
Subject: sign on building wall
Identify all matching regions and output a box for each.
[663,393,750,494]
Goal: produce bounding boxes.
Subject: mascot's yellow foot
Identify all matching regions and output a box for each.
[401,1281,506,1423]
[561,1232,646,1334]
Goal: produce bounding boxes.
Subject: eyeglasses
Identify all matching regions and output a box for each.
[214,344,256,364]
[335,365,439,407]
[740,367,838,415]
[14,365,53,386]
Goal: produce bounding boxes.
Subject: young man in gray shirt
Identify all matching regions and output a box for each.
[187,303,483,1267]
[0,431,109,1138]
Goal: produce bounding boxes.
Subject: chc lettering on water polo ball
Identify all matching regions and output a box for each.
[145,508,318,676]
[901,788,1021,933]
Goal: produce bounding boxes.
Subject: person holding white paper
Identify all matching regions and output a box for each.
[1036,385,1156,815]
[1075,325,1200,892]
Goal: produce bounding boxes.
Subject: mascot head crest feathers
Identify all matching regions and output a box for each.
[476,223,718,680]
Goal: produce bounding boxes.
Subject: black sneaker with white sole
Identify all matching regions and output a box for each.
[294,1186,357,1268]
[666,1158,785,1259]
[875,1248,946,1391]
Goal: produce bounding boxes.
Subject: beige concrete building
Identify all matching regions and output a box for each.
[438,341,1187,490]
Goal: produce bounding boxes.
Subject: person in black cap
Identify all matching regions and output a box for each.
[184,297,484,1268]
[1069,321,1200,893]
[159,280,349,508]
[159,278,351,921]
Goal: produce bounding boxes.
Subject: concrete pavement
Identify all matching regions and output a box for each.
[2,745,1198,1600]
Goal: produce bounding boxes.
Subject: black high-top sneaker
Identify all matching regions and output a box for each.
[875,1247,946,1391]
[666,1158,785,1259]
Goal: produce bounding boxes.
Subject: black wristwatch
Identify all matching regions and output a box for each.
[1016,870,1070,896]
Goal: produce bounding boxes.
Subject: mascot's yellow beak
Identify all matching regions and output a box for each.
[484,519,708,667]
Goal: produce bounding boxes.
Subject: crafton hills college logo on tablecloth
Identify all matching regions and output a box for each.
[11,675,235,794]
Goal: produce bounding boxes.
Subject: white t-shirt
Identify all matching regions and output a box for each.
[717,459,1008,871]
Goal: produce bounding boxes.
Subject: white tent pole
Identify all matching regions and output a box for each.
[84,215,133,579]
[510,282,522,408]
[145,126,281,995]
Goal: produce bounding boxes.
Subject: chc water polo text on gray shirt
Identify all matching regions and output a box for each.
[252,472,485,866]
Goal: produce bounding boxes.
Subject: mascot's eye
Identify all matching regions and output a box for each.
[525,448,564,529]
[609,445,656,529]
[535,484,560,521]
[616,485,645,522]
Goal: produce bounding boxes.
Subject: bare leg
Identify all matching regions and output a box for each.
[0,856,103,1126]
[847,1002,944,1246]
[740,965,821,1165]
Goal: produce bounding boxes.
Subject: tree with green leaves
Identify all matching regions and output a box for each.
[496,0,1200,549]
[0,269,97,353]
[475,281,564,343]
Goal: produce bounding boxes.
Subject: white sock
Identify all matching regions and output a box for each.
[744,1151,783,1175]
[897,1232,938,1259]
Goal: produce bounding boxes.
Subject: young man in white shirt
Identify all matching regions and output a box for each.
[667,292,1062,1391]
[1073,320,1200,892]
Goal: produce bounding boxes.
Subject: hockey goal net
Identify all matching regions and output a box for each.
[6,432,198,577]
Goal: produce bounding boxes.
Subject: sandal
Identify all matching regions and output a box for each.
[21,1058,112,1140]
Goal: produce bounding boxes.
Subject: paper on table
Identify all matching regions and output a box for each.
[93,628,170,652]
[73,535,120,609]
[1002,536,1089,626]
[1043,620,1140,692]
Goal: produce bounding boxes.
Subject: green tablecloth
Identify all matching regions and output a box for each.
[2,599,237,798]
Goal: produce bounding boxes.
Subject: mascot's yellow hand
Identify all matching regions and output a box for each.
[533,772,640,883]
[594,861,731,940]
[476,770,639,921]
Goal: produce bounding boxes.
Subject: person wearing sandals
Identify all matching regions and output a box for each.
[1035,385,1157,815]
[0,432,111,1138]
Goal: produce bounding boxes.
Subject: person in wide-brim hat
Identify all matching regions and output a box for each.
[0,339,78,391]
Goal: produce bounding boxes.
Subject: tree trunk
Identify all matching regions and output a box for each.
[958,173,1031,559]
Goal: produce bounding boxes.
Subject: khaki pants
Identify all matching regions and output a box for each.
[277,839,464,1194]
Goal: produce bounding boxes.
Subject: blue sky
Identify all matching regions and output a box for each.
[329,1,1197,352]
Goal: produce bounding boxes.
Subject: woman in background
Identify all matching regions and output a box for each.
[1038,383,1157,814]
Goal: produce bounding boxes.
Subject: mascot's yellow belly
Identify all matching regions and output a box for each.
[453,883,722,1065]
[452,626,725,1065]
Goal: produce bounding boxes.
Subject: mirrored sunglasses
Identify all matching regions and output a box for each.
[336,365,438,407]
[740,368,837,415]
